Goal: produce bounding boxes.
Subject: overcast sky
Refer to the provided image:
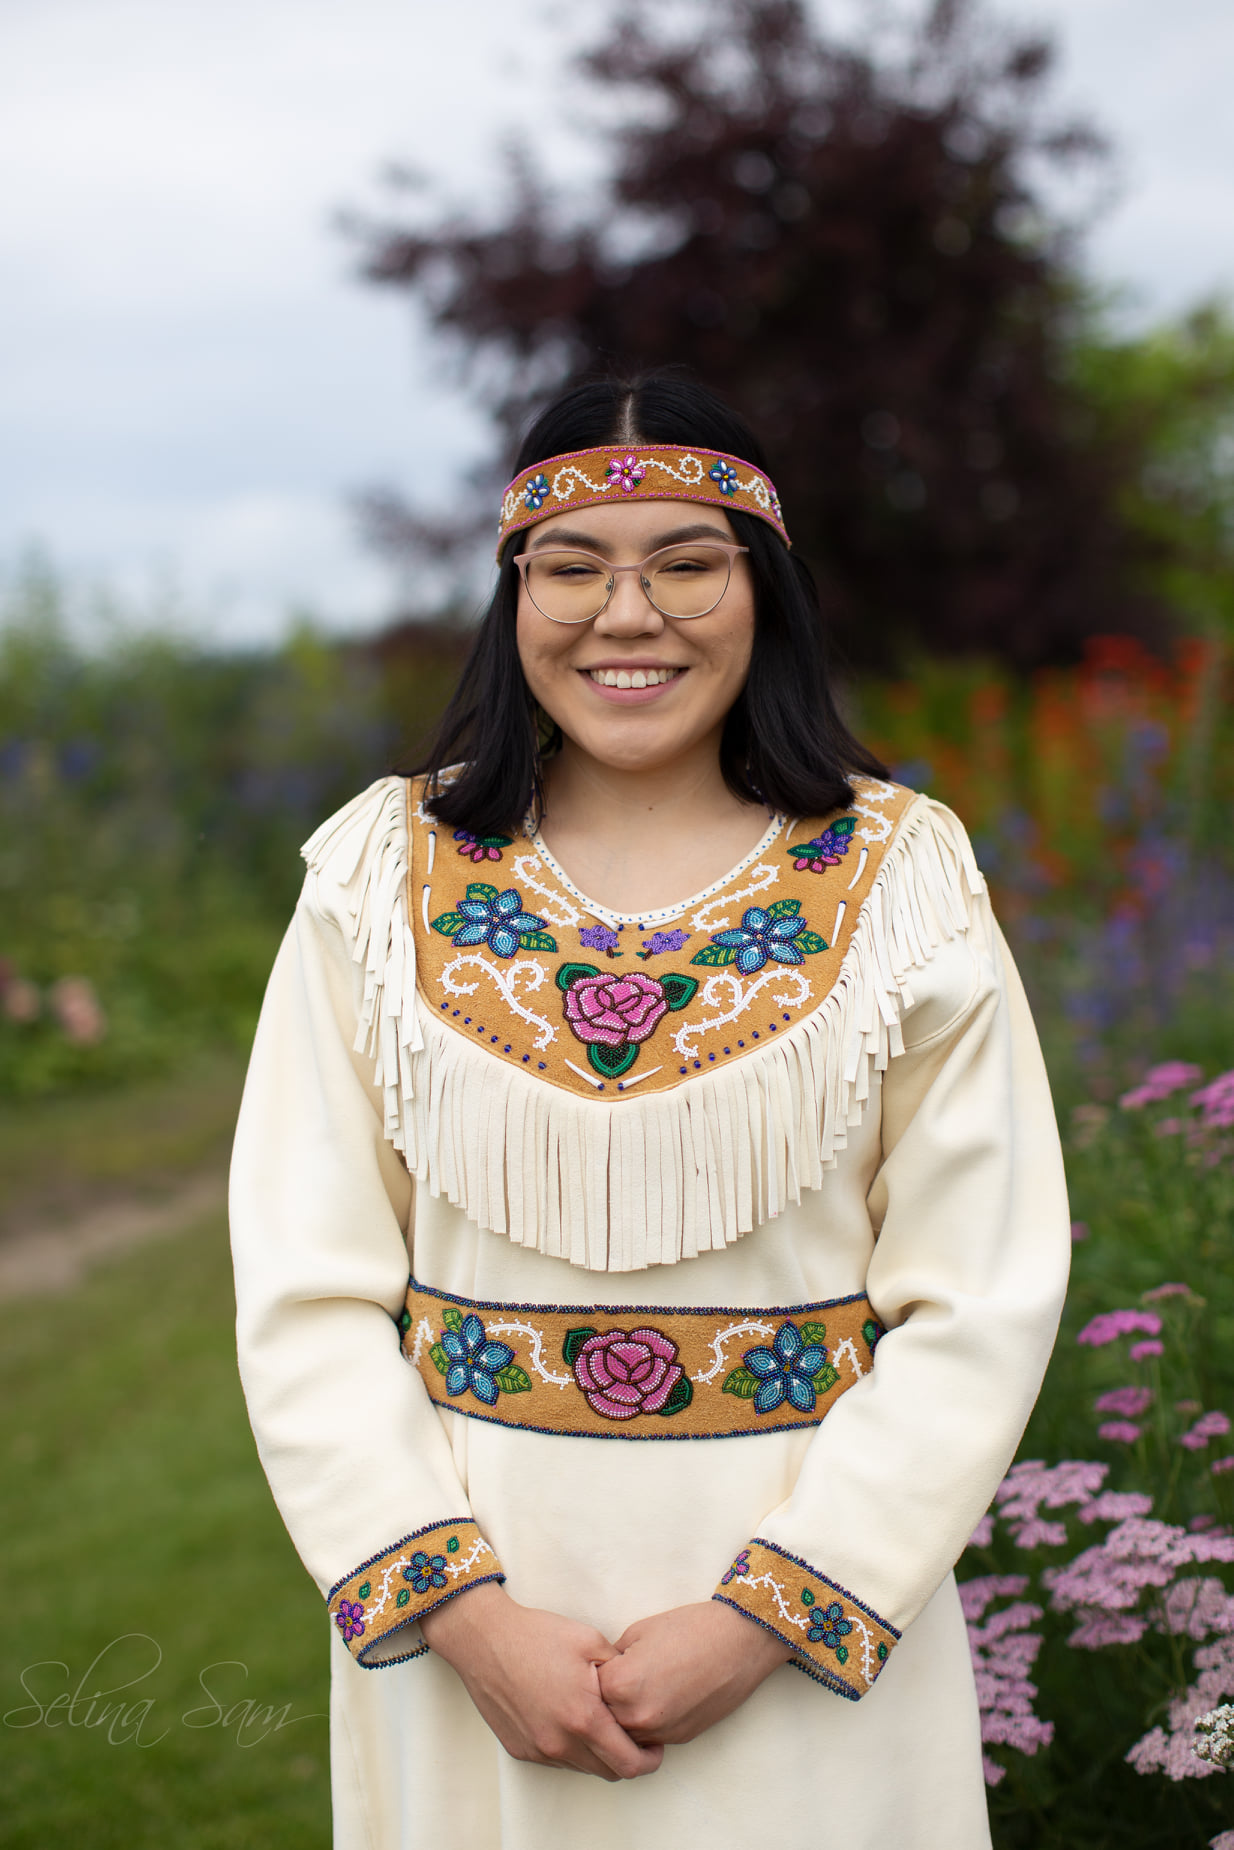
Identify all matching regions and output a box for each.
[2,0,1233,645]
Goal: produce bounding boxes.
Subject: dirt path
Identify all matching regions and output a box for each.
[0,1166,228,1302]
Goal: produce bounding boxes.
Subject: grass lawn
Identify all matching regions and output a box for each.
[0,1208,332,1849]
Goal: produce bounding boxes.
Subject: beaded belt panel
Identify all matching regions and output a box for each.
[399,1279,882,1440]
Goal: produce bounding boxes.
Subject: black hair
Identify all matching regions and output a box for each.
[412,370,886,833]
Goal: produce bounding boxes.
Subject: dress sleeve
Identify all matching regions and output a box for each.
[711,828,1071,1700]
[229,870,504,1668]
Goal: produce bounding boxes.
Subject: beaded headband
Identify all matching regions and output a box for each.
[497,444,790,559]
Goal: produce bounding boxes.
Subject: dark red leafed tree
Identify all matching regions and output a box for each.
[351,0,1169,668]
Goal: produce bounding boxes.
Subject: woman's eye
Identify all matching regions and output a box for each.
[551,563,603,581]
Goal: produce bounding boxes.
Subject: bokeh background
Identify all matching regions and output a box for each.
[3,3,1234,1844]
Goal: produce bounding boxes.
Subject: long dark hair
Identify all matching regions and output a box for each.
[414,372,886,833]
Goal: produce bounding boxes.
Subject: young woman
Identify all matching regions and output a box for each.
[230,373,1070,1848]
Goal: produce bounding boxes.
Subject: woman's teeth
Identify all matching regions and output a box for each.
[588,667,682,689]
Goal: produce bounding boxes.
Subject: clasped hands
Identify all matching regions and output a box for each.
[418,1583,792,1782]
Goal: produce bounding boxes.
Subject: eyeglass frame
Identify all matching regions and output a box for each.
[511,541,750,625]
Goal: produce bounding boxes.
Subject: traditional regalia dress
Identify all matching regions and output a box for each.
[229,768,1070,1849]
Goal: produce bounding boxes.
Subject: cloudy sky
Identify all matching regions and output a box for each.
[2,0,1232,644]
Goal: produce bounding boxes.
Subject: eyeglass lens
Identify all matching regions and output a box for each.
[524,544,733,623]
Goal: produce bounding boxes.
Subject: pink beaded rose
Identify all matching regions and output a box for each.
[570,1327,687,1420]
[556,960,697,1080]
[564,971,668,1047]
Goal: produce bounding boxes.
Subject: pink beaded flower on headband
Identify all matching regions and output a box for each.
[496,443,791,557]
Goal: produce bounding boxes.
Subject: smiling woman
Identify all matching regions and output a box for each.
[229,371,1072,1850]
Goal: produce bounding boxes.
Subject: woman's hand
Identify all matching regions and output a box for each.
[597,1601,793,1745]
[419,1583,663,1781]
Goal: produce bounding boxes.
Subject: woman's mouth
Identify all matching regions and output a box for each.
[586,666,683,689]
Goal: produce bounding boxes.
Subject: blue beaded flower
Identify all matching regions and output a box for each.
[709,906,809,974]
[442,1313,515,1406]
[743,1320,828,1415]
[709,459,740,495]
[524,473,550,511]
[806,1599,853,1649]
[403,1550,448,1594]
[444,887,551,958]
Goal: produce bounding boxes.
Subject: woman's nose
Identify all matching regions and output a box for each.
[593,568,665,637]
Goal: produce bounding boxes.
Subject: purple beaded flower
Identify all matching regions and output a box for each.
[606,453,647,493]
[708,459,740,495]
[334,1599,366,1641]
[524,473,550,511]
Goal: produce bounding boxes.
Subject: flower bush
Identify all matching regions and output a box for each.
[957,1058,1234,1844]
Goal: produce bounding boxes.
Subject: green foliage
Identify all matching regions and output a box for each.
[0,562,400,1100]
[0,1216,330,1847]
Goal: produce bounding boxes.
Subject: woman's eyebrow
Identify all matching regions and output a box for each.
[528,522,731,553]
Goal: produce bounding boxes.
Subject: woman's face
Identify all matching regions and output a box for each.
[515,498,756,777]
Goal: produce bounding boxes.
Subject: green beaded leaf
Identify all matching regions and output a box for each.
[689,942,738,967]
[767,897,802,918]
[430,910,466,938]
[562,1326,598,1367]
[428,1342,450,1377]
[877,1642,888,1660]
[796,930,830,954]
[357,1582,371,1600]
[495,1364,532,1395]
[442,1306,464,1333]
[658,1374,694,1417]
[464,883,499,904]
[800,1321,827,1347]
[398,1309,411,1331]
[588,1039,639,1078]
[446,1536,460,1552]
[812,1363,840,1394]
[801,1587,816,1607]
[722,1366,760,1399]
[555,961,599,991]
[396,1588,411,1608]
[862,1318,880,1351]
[519,930,558,953]
[834,816,857,836]
[836,1645,849,1665]
[659,972,699,1011]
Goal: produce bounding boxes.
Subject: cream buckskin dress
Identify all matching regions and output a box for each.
[229,771,1070,1850]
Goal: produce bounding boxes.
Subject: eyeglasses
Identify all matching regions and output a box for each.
[512,541,748,625]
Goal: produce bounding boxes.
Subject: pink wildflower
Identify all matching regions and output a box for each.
[1068,1610,1148,1648]
[1131,1340,1165,1361]
[1155,1117,1184,1136]
[1010,1517,1069,1549]
[1212,1457,1234,1476]
[967,1513,995,1549]
[1126,1635,1234,1781]
[1077,1309,1162,1348]
[1119,1062,1203,1109]
[1192,1071,1234,1130]
[1098,1421,1143,1444]
[1142,1282,1191,1301]
[960,1576,1054,1787]
[994,1459,1107,1524]
[1181,1412,1233,1452]
[1070,1219,1089,1242]
[1079,1491,1154,1526]
[1159,1577,1234,1642]
[1095,1387,1152,1419]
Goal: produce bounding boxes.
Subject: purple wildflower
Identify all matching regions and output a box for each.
[1099,1421,1143,1445]
[1126,1635,1234,1781]
[960,1575,1054,1787]
[1070,1220,1090,1242]
[1131,1339,1165,1361]
[1192,1070,1234,1129]
[1077,1309,1163,1348]
[1180,1412,1232,1452]
[1143,1282,1192,1301]
[1078,1492,1154,1526]
[1095,1387,1153,1419]
[1119,1061,1203,1109]
[1212,1457,1234,1476]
